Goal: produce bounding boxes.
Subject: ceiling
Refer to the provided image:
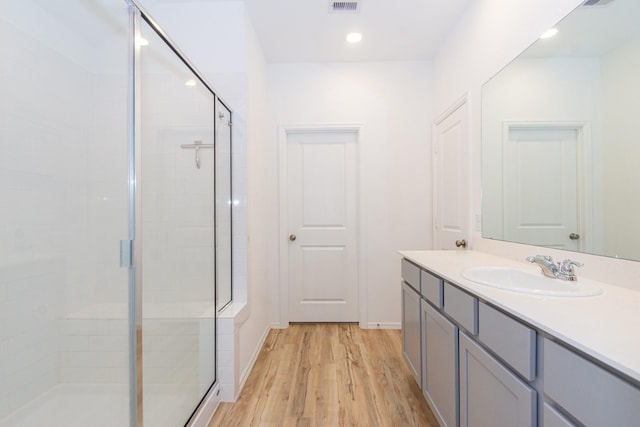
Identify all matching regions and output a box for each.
[244,0,472,63]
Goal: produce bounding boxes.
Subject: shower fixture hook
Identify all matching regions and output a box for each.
[180,140,214,169]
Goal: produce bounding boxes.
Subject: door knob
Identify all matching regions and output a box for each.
[289,234,297,241]
[455,239,467,248]
[569,233,580,240]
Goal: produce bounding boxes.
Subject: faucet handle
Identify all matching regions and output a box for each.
[560,259,583,273]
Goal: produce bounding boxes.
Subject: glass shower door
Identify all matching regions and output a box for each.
[138,18,217,427]
[0,0,132,426]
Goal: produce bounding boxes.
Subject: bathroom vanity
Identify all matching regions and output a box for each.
[400,250,640,427]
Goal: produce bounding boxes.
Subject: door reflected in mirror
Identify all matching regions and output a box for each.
[481,0,640,261]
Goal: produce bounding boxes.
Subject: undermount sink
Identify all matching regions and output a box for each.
[461,266,603,297]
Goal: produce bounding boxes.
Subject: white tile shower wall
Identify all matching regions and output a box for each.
[58,312,211,387]
[137,2,261,404]
[232,113,248,304]
[141,72,216,305]
[0,389,6,421]
[143,319,201,385]
[2,4,136,419]
[198,319,216,386]
[87,74,129,308]
[0,258,63,414]
[216,317,236,401]
[5,8,131,407]
[58,317,128,385]
[140,0,251,307]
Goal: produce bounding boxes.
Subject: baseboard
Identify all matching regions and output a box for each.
[236,324,271,398]
[366,322,401,329]
[187,384,221,427]
[270,321,288,329]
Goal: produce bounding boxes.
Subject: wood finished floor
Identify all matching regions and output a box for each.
[208,323,438,427]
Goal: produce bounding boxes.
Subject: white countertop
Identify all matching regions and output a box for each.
[399,250,640,384]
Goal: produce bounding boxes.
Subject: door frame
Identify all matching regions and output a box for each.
[432,95,470,249]
[502,121,592,253]
[277,124,366,328]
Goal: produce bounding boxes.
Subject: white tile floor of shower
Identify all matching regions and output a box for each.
[0,301,216,427]
[0,384,128,427]
[0,383,203,427]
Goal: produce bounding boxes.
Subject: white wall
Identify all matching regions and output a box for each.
[268,61,433,327]
[433,0,582,229]
[240,6,271,379]
[601,35,640,261]
[434,0,640,290]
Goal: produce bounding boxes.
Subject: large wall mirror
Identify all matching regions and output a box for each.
[481,0,640,261]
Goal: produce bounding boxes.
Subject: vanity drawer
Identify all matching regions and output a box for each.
[420,270,443,307]
[401,259,420,292]
[478,302,536,381]
[543,338,640,426]
[443,283,477,334]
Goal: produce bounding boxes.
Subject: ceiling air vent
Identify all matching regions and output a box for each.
[329,1,361,13]
[582,0,615,7]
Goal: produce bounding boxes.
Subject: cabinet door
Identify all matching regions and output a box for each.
[423,302,458,427]
[459,333,536,427]
[543,403,576,427]
[402,281,421,387]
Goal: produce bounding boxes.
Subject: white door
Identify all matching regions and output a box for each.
[286,130,359,322]
[433,100,469,249]
[503,127,580,251]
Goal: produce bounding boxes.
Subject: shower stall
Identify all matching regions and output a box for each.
[0,0,232,426]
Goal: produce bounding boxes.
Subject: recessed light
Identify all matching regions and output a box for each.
[185,79,197,87]
[346,32,362,43]
[540,28,558,39]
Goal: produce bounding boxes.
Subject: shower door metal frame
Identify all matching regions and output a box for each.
[125,1,233,425]
[126,4,141,427]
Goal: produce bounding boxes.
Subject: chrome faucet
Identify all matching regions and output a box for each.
[557,259,583,282]
[525,255,583,281]
[525,255,558,278]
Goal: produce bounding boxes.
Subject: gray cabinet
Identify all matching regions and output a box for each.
[459,332,536,427]
[402,281,421,387]
[400,258,640,427]
[443,283,478,335]
[402,259,421,292]
[423,302,458,427]
[478,302,536,381]
[542,403,575,427]
[421,269,443,307]
[543,338,640,426]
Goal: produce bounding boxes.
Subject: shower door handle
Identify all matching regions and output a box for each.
[120,240,134,268]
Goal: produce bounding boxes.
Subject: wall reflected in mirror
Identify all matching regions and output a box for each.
[481,0,640,261]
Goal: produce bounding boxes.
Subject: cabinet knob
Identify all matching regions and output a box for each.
[569,233,580,240]
[289,234,297,241]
